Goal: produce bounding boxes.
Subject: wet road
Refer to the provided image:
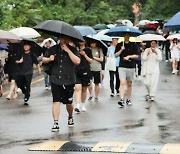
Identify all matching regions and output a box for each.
[0,61,180,154]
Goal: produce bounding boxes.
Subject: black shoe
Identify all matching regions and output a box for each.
[110,93,115,97]
[24,102,29,106]
[126,99,132,106]
[88,96,93,101]
[51,123,59,132]
[118,99,124,108]
[68,117,74,127]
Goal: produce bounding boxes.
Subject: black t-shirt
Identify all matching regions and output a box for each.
[115,42,138,68]
[49,44,80,85]
[75,47,93,72]
[18,52,38,75]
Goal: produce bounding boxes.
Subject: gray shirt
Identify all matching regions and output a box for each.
[90,47,103,71]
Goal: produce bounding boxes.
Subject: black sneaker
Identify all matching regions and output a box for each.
[110,93,115,97]
[150,96,155,101]
[118,99,125,108]
[24,102,29,106]
[88,96,93,101]
[51,123,59,132]
[68,117,74,127]
[145,95,150,101]
[126,99,132,106]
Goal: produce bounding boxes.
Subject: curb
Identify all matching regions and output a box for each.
[29,141,180,153]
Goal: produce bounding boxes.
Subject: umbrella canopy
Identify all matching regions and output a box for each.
[84,35,108,56]
[118,37,142,43]
[21,38,43,57]
[165,11,180,29]
[166,33,180,40]
[74,26,96,36]
[95,29,112,42]
[138,20,150,26]
[143,30,161,35]
[105,26,142,37]
[93,24,108,30]
[0,44,9,50]
[137,34,166,41]
[0,30,22,43]
[9,27,41,39]
[121,20,133,27]
[34,20,84,42]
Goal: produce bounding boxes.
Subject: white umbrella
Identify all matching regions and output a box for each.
[137,34,166,41]
[9,27,41,39]
[95,29,112,42]
[138,20,150,26]
[41,38,56,47]
[121,20,133,27]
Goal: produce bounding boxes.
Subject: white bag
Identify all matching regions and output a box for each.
[106,57,116,71]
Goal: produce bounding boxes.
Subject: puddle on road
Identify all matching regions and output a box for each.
[124,119,144,129]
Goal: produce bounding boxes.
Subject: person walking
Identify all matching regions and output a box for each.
[74,41,93,113]
[41,39,56,90]
[115,33,138,107]
[142,40,162,101]
[170,38,180,74]
[6,45,21,100]
[106,38,120,96]
[42,36,80,132]
[0,60,4,97]
[16,42,41,105]
[88,41,103,102]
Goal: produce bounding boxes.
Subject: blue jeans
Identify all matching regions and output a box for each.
[44,72,50,87]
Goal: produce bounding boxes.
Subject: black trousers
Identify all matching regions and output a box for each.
[135,61,141,76]
[17,74,33,98]
[109,67,120,93]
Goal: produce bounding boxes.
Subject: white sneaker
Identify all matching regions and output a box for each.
[81,104,87,112]
[16,88,21,93]
[74,104,80,113]
[172,69,176,74]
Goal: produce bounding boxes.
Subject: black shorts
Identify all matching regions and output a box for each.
[91,71,101,84]
[76,71,91,86]
[51,83,75,104]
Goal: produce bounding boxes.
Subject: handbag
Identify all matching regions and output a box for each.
[106,57,116,71]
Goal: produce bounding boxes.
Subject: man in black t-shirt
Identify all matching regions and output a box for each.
[42,36,80,132]
[16,43,41,105]
[115,33,138,107]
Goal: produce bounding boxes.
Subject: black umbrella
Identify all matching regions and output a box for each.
[21,38,43,57]
[84,35,108,56]
[34,20,84,42]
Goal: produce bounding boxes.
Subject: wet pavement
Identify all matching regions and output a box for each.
[0,60,180,154]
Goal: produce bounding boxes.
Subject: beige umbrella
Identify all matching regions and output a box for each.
[137,34,166,41]
[9,27,41,39]
[0,29,22,43]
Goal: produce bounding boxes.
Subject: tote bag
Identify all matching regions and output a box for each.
[106,57,116,71]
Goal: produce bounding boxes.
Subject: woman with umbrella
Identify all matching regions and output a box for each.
[74,41,93,112]
[142,40,162,101]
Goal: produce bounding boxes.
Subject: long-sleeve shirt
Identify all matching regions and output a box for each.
[142,48,162,74]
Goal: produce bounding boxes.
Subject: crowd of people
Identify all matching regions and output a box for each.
[0,21,180,132]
